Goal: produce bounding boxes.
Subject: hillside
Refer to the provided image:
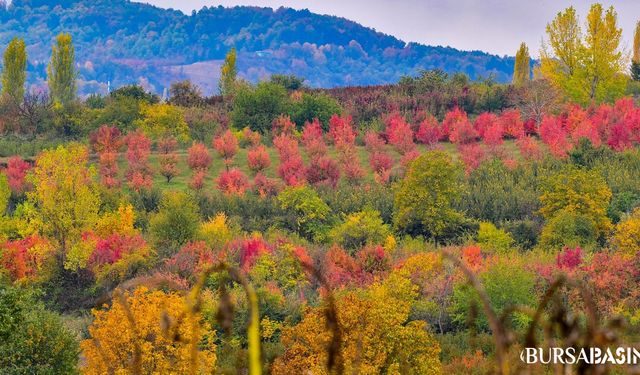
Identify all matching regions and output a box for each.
[0,0,515,95]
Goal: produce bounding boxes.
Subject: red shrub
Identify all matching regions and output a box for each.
[247,145,271,173]
[458,143,487,173]
[306,155,340,188]
[328,114,356,148]
[474,112,498,139]
[370,152,393,184]
[364,130,386,151]
[324,246,362,287]
[88,234,147,268]
[384,112,415,154]
[165,241,214,277]
[125,131,153,191]
[445,108,477,144]
[0,235,51,281]
[253,173,281,197]
[189,170,207,191]
[216,168,250,196]
[499,109,525,139]
[213,130,239,166]
[539,116,571,158]
[158,137,179,183]
[89,125,123,153]
[272,114,296,136]
[301,119,327,157]
[5,156,31,194]
[237,236,272,272]
[187,142,212,171]
[516,136,543,161]
[416,113,442,145]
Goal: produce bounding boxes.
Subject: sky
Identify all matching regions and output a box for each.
[138,0,640,57]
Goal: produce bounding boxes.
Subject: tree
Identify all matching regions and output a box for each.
[394,151,466,241]
[135,103,190,142]
[330,209,391,253]
[169,80,203,107]
[452,258,535,331]
[277,186,330,240]
[539,166,612,239]
[81,287,217,374]
[632,21,640,81]
[149,191,200,258]
[158,137,179,183]
[0,285,79,374]
[539,4,626,104]
[47,33,77,105]
[219,47,237,97]
[1,37,27,103]
[512,42,530,86]
[26,144,100,269]
[213,130,239,167]
[272,272,442,374]
[232,82,289,133]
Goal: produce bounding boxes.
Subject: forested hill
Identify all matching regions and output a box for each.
[0,0,515,95]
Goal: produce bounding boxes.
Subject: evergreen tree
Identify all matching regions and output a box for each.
[47,33,77,105]
[219,47,237,97]
[1,37,27,103]
[512,42,531,86]
[632,21,640,81]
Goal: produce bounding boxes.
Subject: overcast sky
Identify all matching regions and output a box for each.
[138,1,640,57]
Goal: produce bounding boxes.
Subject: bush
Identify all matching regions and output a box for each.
[277,186,331,240]
[232,82,290,133]
[0,285,79,374]
[149,191,201,258]
[330,209,391,253]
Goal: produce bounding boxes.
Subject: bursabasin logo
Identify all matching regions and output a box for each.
[521,347,640,365]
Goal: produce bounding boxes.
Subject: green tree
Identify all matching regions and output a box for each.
[512,42,530,86]
[219,47,237,97]
[1,37,27,103]
[0,173,9,215]
[452,258,535,331]
[539,166,612,239]
[540,4,626,104]
[277,186,331,241]
[0,285,79,374]
[47,33,77,105]
[633,21,640,81]
[232,82,289,133]
[290,92,341,130]
[330,209,391,253]
[393,151,467,241]
[149,191,200,257]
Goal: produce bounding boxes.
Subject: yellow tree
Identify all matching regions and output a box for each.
[25,143,100,269]
[81,287,217,374]
[540,4,626,104]
[632,21,640,80]
[219,47,237,97]
[512,42,531,86]
[272,272,442,374]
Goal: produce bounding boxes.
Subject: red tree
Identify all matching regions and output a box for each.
[247,145,271,174]
[301,119,327,158]
[445,108,477,144]
[539,116,571,158]
[384,112,415,154]
[306,155,340,188]
[125,130,153,191]
[213,130,239,167]
[217,168,250,196]
[416,113,442,145]
[5,156,31,194]
[158,137,179,183]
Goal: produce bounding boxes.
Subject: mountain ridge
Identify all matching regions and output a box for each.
[0,0,516,95]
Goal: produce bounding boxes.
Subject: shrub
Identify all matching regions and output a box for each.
[216,168,250,196]
[330,209,391,253]
[187,142,212,171]
[247,145,271,173]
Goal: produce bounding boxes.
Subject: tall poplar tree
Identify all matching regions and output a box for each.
[47,33,77,105]
[632,21,640,81]
[219,47,237,97]
[539,4,626,104]
[1,37,27,103]
[512,42,531,86]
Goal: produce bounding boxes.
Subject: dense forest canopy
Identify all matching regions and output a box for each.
[0,0,515,94]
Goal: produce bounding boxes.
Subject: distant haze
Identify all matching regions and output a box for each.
[139,0,640,56]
